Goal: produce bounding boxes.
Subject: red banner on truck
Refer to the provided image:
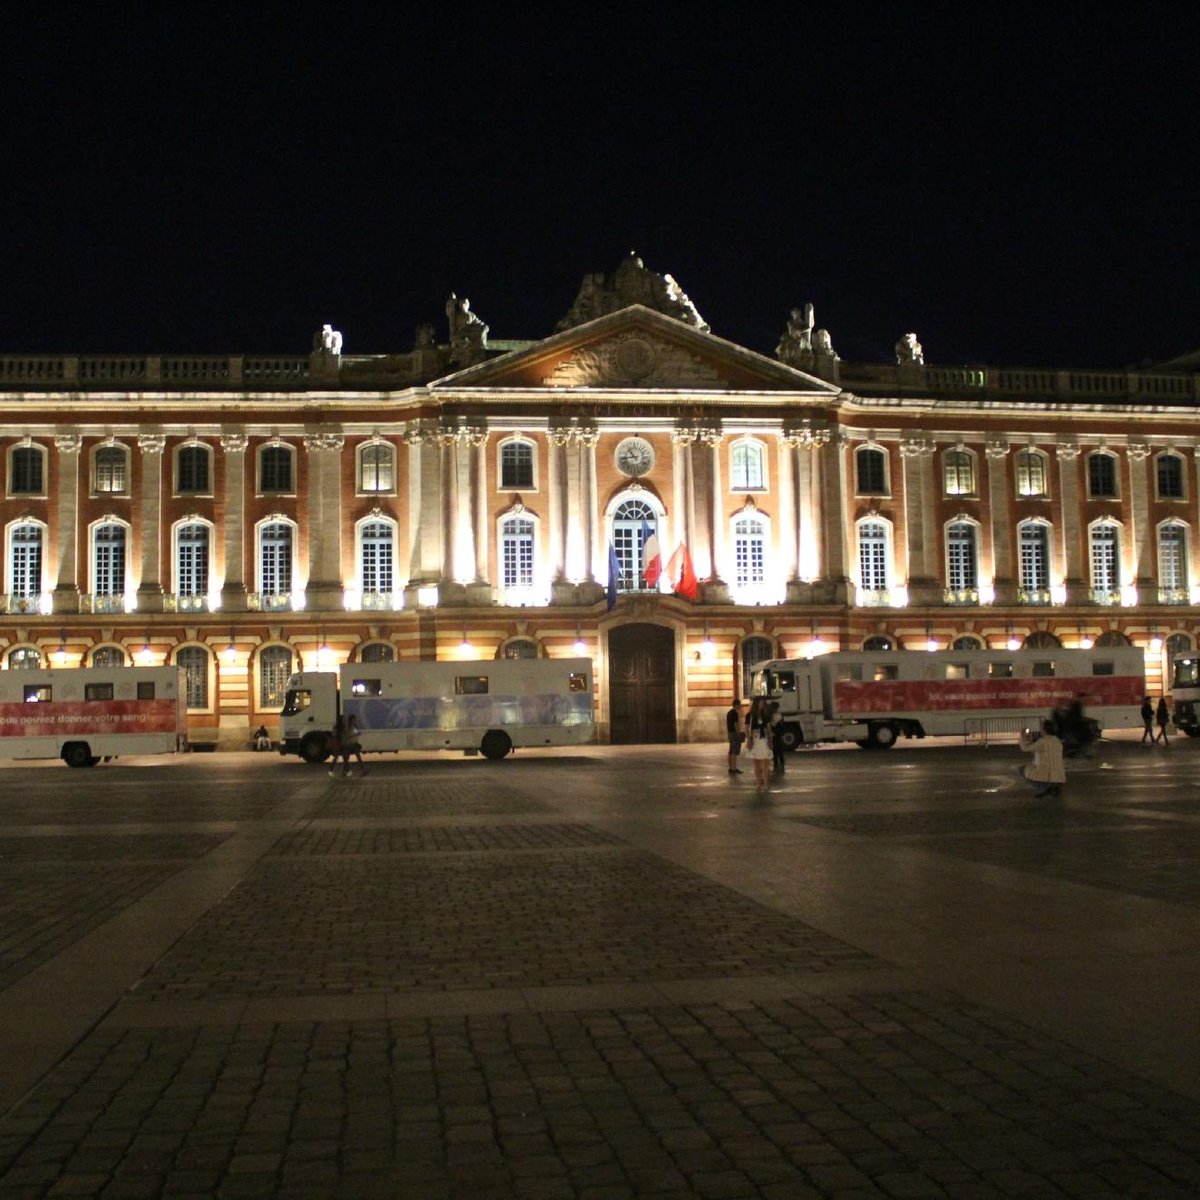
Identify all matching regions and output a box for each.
[0,699,180,739]
[833,674,1144,715]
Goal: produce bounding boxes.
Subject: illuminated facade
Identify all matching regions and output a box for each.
[1,255,1198,746]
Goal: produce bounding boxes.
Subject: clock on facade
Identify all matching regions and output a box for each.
[615,436,654,478]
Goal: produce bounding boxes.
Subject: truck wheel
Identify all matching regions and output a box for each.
[867,722,898,749]
[62,743,94,768]
[480,730,512,760]
[300,733,330,764]
[777,723,803,752]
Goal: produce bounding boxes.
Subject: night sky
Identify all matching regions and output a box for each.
[4,3,1198,369]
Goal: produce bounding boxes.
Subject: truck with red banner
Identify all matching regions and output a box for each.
[0,666,188,767]
[750,647,1145,750]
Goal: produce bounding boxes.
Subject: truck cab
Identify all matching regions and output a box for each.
[280,672,339,762]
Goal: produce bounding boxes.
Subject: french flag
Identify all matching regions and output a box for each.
[640,520,663,586]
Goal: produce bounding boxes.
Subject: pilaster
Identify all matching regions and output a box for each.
[1056,442,1086,603]
[135,434,166,612]
[52,434,81,613]
[219,433,248,610]
[303,432,345,610]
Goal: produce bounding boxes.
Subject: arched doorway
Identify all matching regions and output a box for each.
[608,623,676,744]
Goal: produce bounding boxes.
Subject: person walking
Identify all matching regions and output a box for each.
[1018,720,1066,798]
[769,701,786,773]
[341,713,367,776]
[725,699,744,774]
[1140,696,1155,744]
[327,716,345,778]
[745,697,774,791]
[1155,696,1171,745]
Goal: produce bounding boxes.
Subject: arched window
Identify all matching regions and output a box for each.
[612,498,658,592]
[953,635,983,650]
[730,440,766,491]
[1096,630,1130,647]
[257,521,294,604]
[259,645,293,710]
[259,444,293,494]
[177,444,211,494]
[1156,452,1185,501]
[1166,633,1193,656]
[7,521,43,604]
[359,441,395,493]
[1089,522,1121,599]
[741,635,775,698]
[732,512,767,587]
[857,519,891,598]
[360,642,394,663]
[1018,521,1050,600]
[1023,630,1062,649]
[1158,522,1188,599]
[502,638,539,660]
[359,519,395,602]
[1087,452,1118,499]
[1015,449,1048,498]
[92,523,127,603]
[10,444,45,495]
[499,439,534,490]
[94,444,129,495]
[863,635,893,651]
[855,446,887,495]
[175,522,210,603]
[946,522,979,595]
[91,645,126,667]
[175,645,210,710]
[8,646,41,669]
[500,516,535,590]
[943,449,975,496]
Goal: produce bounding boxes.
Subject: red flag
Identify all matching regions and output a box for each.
[666,543,699,601]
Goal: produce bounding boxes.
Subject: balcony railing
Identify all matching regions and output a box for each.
[1158,587,1189,605]
[944,587,980,606]
[248,591,292,612]
[1,593,41,614]
[1089,588,1121,606]
[83,593,126,613]
[360,591,398,611]
[856,587,893,607]
[1017,588,1051,606]
[165,593,209,613]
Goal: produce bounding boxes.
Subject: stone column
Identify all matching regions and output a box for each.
[703,430,728,588]
[816,428,847,601]
[135,434,166,612]
[776,433,798,588]
[985,438,1014,604]
[671,427,697,573]
[1056,442,1085,603]
[52,434,81,613]
[694,430,725,598]
[302,432,344,610]
[576,427,600,587]
[219,433,248,610]
[1127,441,1154,602]
[467,427,491,603]
[440,430,458,586]
[548,427,572,603]
[900,434,938,604]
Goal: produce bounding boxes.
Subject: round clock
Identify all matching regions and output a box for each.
[615,436,654,478]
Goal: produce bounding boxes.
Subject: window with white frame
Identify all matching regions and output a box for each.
[259,444,293,494]
[1156,453,1185,500]
[175,645,210,709]
[1018,522,1050,591]
[8,646,40,669]
[943,449,975,496]
[175,523,210,599]
[94,445,128,494]
[8,522,43,600]
[1087,452,1118,498]
[258,521,293,598]
[92,523,126,598]
[258,645,293,709]
[10,445,44,495]
[500,516,535,589]
[612,498,657,592]
[359,520,395,597]
[1090,523,1120,593]
[733,513,767,587]
[177,444,211,494]
[359,442,395,493]
[946,522,978,591]
[1158,522,1188,592]
[500,439,534,490]
[857,520,890,592]
[855,446,887,495]
[730,440,766,491]
[1015,449,1048,497]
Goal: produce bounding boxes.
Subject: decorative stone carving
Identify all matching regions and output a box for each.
[1126,441,1151,461]
[137,434,166,455]
[776,304,814,363]
[899,433,935,458]
[548,426,573,448]
[303,433,344,453]
[784,422,832,450]
[544,332,720,388]
[312,324,343,356]
[1055,442,1081,460]
[54,433,81,454]
[985,437,1009,459]
[895,332,924,365]
[414,322,436,348]
[220,433,248,454]
[671,426,697,447]
[696,427,723,449]
[446,293,489,366]
[556,252,709,332]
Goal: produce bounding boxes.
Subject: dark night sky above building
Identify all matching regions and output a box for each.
[4,3,1198,369]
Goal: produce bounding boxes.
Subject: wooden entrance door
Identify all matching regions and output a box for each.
[608,623,676,744]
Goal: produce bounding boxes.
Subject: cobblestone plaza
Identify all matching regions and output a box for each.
[0,739,1198,1198]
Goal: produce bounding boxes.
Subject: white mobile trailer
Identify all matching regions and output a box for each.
[0,666,188,766]
[279,658,595,762]
[751,648,1146,750]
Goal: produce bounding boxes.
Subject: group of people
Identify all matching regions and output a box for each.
[726,697,786,790]
[1140,695,1173,745]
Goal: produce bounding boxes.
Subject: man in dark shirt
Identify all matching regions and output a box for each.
[726,700,744,774]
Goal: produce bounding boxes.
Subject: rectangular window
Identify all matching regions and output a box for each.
[350,678,382,696]
[360,444,394,493]
[568,673,587,693]
[989,662,1013,678]
[500,442,534,489]
[137,682,156,699]
[177,446,210,493]
[85,683,114,701]
[11,448,44,494]
[872,664,898,681]
[23,685,51,702]
[260,446,293,493]
[1032,661,1055,677]
[945,663,969,680]
[1088,454,1117,498]
[455,675,489,695]
[1092,662,1115,676]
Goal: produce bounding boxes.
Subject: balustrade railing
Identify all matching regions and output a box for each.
[360,591,398,611]
[248,591,292,612]
[1,593,42,614]
[856,587,893,607]
[84,593,126,613]
[165,593,209,613]
[1158,587,1189,605]
[1089,588,1121,606]
[1017,588,1052,606]
[944,587,980,606]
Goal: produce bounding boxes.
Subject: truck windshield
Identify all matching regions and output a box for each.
[1173,657,1200,688]
[281,689,311,717]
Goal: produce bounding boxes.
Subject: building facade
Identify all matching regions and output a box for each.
[2,255,1198,747]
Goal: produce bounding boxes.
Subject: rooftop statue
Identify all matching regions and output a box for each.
[446,293,489,365]
[776,304,814,364]
[895,332,924,365]
[312,323,343,356]
[557,252,709,332]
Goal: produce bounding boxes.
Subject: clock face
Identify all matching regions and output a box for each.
[616,437,654,478]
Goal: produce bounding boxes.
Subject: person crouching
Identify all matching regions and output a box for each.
[1018,720,1065,798]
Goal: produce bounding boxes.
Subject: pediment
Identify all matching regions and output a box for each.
[431,306,839,394]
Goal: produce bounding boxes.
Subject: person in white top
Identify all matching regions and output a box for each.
[1018,720,1066,798]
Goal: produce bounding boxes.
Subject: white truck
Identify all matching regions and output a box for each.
[279,657,595,762]
[751,647,1145,750]
[1167,653,1200,737]
[0,666,188,767]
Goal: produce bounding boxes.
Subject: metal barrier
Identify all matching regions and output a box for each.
[964,715,1037,746]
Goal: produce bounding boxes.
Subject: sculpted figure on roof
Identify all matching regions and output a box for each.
[557,252,709,332]
[446,293,489,365]
[895,331,924,365]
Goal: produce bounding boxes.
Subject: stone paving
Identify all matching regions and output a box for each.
[0,742,1197,1198]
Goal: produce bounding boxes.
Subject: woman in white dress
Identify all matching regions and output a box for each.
[744,697,774,790]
